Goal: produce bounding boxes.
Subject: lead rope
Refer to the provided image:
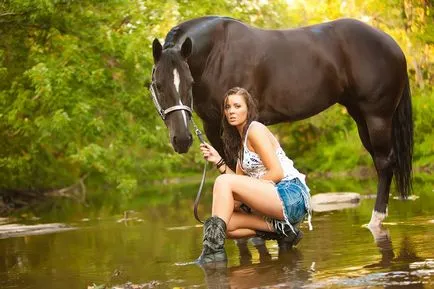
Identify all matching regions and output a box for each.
[191,118,207,224]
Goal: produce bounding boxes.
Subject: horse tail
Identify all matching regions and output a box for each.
[392,73,413,198]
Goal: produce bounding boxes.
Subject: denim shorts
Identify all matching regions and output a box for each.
[275,178,309,225]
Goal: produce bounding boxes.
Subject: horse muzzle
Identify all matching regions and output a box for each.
[171,133,193,153]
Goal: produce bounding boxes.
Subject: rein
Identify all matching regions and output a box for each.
[150,66,207,224]
[191,119,206,224]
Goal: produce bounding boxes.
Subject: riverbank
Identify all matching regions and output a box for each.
[1,168,432,217]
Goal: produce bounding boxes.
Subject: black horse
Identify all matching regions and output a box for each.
[150,16,413,231]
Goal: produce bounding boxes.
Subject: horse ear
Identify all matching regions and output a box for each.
[152,38,162,63]
[181,37,192,59]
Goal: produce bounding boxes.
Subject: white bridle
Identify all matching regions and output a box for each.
[149,66,193,120]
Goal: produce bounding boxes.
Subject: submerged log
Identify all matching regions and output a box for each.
[0,174,89,216]
[0,223,75,239]
[311,192,361,212]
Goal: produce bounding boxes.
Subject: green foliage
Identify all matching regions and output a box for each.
[0,0,432,198]
[413,88,434,169]
[0,0,174,194]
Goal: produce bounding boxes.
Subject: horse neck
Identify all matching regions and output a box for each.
[166,17,233,121]
[175,17,227,79]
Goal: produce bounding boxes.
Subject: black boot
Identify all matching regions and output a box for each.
[196,216,227,264]
[255,225,303,248]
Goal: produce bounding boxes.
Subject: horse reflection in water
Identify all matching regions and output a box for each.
[365,232,422,269]
[150,16,413,246]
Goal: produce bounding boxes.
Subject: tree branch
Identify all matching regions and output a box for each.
[44,174,90,203]
[0,12,18,18]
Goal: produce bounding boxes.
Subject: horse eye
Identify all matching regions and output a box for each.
[155,83,162,91]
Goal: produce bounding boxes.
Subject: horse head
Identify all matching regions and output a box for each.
[151,37,194,153]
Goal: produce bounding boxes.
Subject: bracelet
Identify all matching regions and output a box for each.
[216,158,225,169]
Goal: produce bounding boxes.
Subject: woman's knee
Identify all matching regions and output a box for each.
[213,174,235,192]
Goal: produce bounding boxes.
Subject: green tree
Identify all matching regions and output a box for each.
[0,0,432,204]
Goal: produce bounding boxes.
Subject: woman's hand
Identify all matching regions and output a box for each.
[200,143,222,165]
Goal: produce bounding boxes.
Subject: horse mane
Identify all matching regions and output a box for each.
[163,16,235,50]
[163,27,181,49]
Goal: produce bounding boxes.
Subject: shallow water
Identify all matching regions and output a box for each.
[0,177,433,288]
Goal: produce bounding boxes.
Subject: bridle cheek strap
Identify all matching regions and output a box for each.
[149,66,193,120]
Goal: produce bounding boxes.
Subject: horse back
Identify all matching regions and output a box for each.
[205,19,347,122]
[219,18,405,89]
[184,17,406,123]
[217,18,406,121]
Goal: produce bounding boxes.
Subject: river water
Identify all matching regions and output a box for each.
[0,176,433,288]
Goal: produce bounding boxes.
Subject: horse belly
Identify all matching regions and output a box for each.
[260,91,338,124]
[259,52,344,123]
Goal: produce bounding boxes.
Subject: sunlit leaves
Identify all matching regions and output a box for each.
[0,0,432,197]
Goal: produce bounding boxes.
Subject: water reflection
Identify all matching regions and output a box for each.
[396,235,423,263]
[201,247,311,289]
[0,176,433,288]
[317,233,432,288]
[366,223,425,270]
[365,226,395,268]
[366,232,424,268]
[234,237,271,265]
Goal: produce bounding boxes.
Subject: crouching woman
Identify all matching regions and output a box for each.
[197,87,312,264]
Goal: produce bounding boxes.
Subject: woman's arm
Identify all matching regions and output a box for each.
[248,122,284,183]
[199,143,236,174]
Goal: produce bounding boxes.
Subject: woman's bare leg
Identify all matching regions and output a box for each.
[226,212,273,239]
[228,229,256,239]
[211,174,284,225]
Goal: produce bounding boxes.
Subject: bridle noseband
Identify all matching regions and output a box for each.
[149,66,193,120]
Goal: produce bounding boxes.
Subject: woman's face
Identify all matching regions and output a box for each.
[224,93,248,128]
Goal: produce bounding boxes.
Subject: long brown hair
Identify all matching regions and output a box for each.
[221,87,258,169]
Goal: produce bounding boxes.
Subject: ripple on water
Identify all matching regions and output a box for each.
[310,259,434,288]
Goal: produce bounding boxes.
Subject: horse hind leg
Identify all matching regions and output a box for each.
[346,106,373,155]
[347,107,391,225]
[364,115,395,229]
[347,105,393,225]
[347,106,394,245]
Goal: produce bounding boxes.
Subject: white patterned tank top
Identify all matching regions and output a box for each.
[240,121,308,186]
